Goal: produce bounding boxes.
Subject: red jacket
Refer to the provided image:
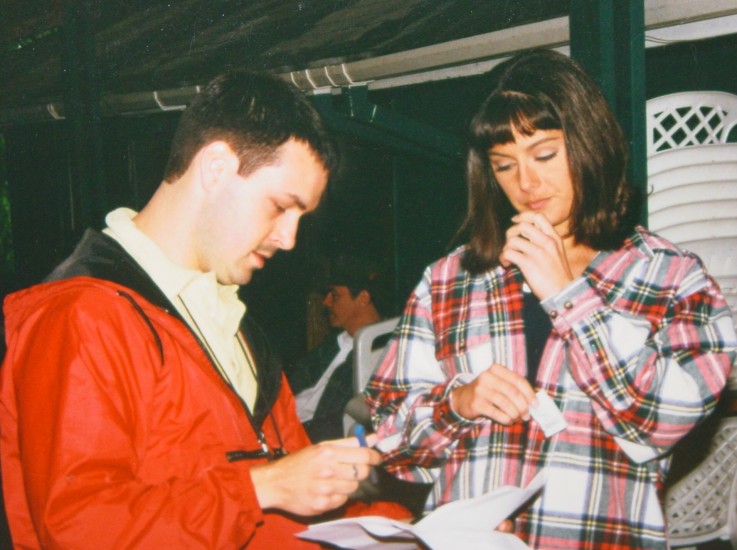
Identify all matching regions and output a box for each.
[1,231,404,549]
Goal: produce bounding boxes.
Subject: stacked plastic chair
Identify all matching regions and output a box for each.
[647,91,737,549]
[343,316,400,435]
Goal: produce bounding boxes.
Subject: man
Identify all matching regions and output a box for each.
[289,256,387,442]
[0,71,406,549]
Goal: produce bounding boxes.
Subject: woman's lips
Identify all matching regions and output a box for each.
[527,198,549,210]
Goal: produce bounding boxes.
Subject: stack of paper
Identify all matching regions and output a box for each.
[297,471,546,549]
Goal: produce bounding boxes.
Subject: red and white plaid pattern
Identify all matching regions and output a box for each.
[366,227,737,549]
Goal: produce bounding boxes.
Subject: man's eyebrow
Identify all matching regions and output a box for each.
[286,193,308,211]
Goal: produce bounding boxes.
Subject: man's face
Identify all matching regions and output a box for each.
[196,138,328,285]
[323,285,363,330]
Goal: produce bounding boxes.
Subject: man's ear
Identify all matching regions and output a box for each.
[197,141,240,191]
[357,289,371,305]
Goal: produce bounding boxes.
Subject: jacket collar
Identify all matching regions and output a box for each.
[45,229,282,426]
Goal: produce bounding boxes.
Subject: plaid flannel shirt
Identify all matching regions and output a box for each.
[366,228,736,549]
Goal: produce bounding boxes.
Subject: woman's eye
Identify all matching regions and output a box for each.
[536,151,557,162]
[493,162,513,173]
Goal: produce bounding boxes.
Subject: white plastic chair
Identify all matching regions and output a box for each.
[647,94,737,313]
[352,316,400,393]
[646,91,737,156]
[343,316,400,435]
[665,312,737,550]
[647,93,737,548]
[665,415,737,549]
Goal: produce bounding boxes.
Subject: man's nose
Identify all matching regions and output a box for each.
[272,212,299,251]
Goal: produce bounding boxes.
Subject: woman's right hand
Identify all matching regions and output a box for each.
[450,364,537,424]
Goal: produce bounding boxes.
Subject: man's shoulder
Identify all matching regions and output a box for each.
[4,277,163,336]
[44,228,171,311]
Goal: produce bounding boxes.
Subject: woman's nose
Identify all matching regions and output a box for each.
[518,161,541,192]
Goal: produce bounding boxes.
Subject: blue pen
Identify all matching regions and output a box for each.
[354,424,379,484]
[354,424,369,447]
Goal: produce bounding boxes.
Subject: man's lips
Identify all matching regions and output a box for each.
[251,250,274,268]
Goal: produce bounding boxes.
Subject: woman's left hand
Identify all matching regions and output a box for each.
[500,212,574,300]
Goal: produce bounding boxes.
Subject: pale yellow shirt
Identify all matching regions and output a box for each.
[103,207,257,410]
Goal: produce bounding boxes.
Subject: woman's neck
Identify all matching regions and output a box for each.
[563,238,598,278]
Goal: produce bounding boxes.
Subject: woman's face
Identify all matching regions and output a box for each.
[488,128,575,237]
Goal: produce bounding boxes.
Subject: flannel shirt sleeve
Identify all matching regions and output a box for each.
[543,250,737,463]
[364,268,481,481]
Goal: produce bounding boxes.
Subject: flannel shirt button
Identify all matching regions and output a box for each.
[549,309,558,319]
[564,301,573,310]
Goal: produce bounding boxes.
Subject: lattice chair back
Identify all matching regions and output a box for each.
[647,91,737,156]
[665,310,737,548]
[665,410,737,547]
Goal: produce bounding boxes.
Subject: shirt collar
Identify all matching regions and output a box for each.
[336,329,353,352]
[102,207,245,335]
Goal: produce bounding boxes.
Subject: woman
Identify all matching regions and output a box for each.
[365,49,736,549]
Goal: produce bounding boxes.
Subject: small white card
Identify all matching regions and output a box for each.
[529,391,567,438]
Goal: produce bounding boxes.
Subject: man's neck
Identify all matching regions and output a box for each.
[134,177,201,272]
[345,308,382,336]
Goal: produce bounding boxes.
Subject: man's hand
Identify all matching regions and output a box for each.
[450,364,537,424]
[250,436,381,516]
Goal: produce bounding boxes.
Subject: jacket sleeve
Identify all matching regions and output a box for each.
[4,285,275,549]
[365,267,480,482]
[543,251,737,463]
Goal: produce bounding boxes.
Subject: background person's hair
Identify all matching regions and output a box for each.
[458,48,635,274]
[324,254,392,318]
[163,70,337,182]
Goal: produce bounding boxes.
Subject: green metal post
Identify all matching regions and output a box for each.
[63,0,107,234]
[570,0,648,228]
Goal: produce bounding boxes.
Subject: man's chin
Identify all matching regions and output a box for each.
[218,268,254,287]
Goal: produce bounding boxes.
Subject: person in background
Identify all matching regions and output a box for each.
[289,255,388,442]
[0,70,407,550]
[365,48,737,549]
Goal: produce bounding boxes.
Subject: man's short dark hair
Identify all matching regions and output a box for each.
[324,255,391,317]
[164,70,337,181]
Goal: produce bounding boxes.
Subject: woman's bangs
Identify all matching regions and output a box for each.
[471,93,560,149]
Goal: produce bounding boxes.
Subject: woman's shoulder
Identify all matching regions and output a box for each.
[424,244,491,281]
[595,227,708,289]
[622,226,698,261]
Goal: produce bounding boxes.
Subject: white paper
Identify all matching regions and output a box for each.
[529,390,567,438]
[297,471,546,549]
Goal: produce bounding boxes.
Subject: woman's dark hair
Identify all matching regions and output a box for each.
[164,70,337,181]
[459,49,635,274]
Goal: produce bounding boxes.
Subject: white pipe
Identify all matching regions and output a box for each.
[285,0,737,92]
